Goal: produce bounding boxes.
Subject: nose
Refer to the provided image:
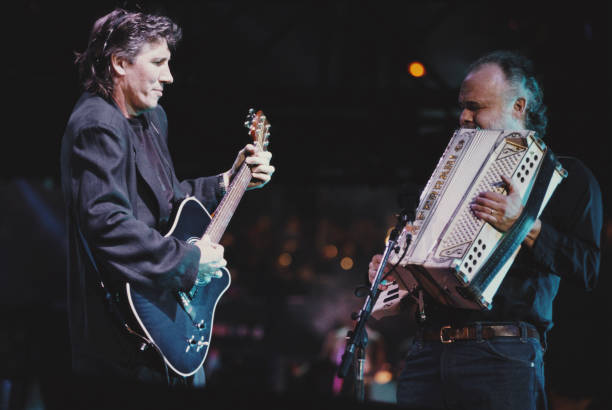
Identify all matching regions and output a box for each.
[459,108,474,128]
[160,63,173,84]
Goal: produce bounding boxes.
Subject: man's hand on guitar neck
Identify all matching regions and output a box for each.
[194,235,227,285]
[223,144,275,190]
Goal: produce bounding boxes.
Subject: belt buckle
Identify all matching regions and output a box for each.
[440,325,454,343]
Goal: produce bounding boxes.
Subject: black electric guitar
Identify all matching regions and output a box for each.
[125,109,270,377]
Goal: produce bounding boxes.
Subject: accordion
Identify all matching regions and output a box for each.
[372,128,567,317]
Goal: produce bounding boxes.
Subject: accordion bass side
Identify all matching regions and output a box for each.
[372,128,567,317]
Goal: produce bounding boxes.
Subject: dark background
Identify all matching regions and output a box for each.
[1,1,610,409]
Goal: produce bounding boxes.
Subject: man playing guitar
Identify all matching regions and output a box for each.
[61,8,274,389]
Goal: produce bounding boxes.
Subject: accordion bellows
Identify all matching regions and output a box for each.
[373,128,567,318]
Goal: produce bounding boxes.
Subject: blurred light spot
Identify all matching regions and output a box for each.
[254,215,272,232]
[278,252,292,267]
[374,370,393,384]
[237,324,249,337]
[212,323,229,337]
[323,244,338,259]
[283,239,298,252]
[252,325,265,340]
[408,61,426,77]
[343,242,355,256]
[291,363,310,377]
[340,257,354,270]
[298,266,315,282]
[285,216,301,235]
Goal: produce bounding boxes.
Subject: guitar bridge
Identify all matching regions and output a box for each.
[185,335,209,353]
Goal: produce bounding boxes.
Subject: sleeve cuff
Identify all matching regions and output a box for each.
[215,173,227,202]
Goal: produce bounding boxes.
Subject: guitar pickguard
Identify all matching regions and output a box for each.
[126,197,231,377]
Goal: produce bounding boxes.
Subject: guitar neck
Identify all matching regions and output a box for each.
[205,163,251,243]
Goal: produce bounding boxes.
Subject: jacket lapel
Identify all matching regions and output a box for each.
[146,116,183,202]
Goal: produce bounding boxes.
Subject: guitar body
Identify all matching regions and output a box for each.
[124,108,269,377]
[126,197,231,377]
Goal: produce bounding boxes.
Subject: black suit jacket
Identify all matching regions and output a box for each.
[60,92,225,377]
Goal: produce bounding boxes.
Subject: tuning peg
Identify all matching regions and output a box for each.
[248,108,255,114]
[244,121,251,128]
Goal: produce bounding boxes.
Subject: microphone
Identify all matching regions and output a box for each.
[397,182,421,222]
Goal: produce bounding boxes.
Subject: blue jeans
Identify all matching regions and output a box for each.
[396,327,546,409]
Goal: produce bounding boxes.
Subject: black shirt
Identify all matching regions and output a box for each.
[128,115,174,231]
[422,156,603,343]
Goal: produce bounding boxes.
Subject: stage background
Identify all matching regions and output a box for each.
[2,1,610,409]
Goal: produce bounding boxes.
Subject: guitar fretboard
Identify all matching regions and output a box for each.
[204,163,251,243]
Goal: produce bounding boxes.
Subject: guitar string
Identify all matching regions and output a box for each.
[206,122,267,242]
[206,165,246,241]
[207,163,251,243]
[216,164,249,237]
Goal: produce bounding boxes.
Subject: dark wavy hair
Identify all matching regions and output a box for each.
[467,50,548,138]
[74,8,182,99]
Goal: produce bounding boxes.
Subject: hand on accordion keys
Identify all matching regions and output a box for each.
[470,175,543,248]
[471,175,524,232]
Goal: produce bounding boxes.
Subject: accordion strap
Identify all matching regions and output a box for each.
[470,147,556,292]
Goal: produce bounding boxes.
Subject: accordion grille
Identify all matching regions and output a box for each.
[439,147,524,254]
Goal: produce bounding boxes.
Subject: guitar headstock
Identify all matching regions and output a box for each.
[244,108,271,151]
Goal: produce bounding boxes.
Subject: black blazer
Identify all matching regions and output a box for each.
[60,92,225,377]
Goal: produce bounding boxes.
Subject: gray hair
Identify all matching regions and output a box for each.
[468,50,548,138]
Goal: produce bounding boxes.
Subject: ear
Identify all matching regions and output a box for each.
[110,54,128,77]
[512,97,527,121]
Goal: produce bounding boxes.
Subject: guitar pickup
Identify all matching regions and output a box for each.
[177,291,197,322]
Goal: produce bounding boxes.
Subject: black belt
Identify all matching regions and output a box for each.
[420,324,540,344]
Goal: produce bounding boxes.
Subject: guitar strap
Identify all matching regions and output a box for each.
[78,226,165,346]
[77,226,134,333]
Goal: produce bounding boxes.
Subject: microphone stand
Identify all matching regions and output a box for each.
[337,210,410,402]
